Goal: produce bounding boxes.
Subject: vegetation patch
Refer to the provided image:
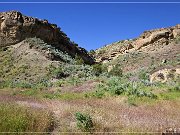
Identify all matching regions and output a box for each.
[75,112,94,132]
[0,103,55,133]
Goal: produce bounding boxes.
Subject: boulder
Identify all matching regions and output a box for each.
[150,68,180,83]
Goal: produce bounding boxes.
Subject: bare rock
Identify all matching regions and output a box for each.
[150,68,180,83]
[132,24,180,49]
[0,10,94,64]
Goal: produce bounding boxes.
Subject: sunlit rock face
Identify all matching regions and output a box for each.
[0,10,95,64]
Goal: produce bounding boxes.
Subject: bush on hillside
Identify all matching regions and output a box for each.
[75,54,85,65]
[108,64,123,77]
[92,64,103,76]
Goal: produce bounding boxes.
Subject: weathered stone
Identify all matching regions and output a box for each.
[0,10,94,64]
[150,68,180,83]
[132,29,171,49]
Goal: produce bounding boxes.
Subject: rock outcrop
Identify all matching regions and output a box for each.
[132,25,180,49]
[0,10,94,64]
[150,67,180,83]
[95,24,180,63]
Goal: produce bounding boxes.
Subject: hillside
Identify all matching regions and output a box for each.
[0,11,180,134]
[95,25,180,83]
[0,10,94,64]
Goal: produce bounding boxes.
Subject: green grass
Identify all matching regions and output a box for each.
[127,96,158,106]
[0,103,54,133]
[14,88,86,100]
[159,91,180,100]
[56,92,86,100]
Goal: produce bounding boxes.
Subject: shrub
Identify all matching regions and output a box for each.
[98,49,106,55]
[93,90,105,98]
[138,69,149,81]
[106,77,126,95]
[175,36,180,44]
[89,49,95,56]
[75,54,84,65]
[95,77,157,98]
[33,79,53,90]
[75,112,94,132]
[43,92,61,99]
[0,80,33,89]
[68,77,81,86]
[55,80,64,87]
[48,65,66,79]
[25,38,75,64]
[92,64,103,76]
[126,82,157,98]
[108,64,123,77]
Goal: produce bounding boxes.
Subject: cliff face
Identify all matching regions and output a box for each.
[0,11,94,64]
[95,24,180,63]
[132,24,180,49]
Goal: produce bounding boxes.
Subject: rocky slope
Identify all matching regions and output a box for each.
[0,10,94,64]
[95,24,180,63]
[95,25,180,83]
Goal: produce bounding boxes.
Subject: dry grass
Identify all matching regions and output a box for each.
[45,97,180,133]
[0,102,55,133]
[0,88,180,134]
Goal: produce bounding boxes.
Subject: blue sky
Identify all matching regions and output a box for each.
[1,1,180,50]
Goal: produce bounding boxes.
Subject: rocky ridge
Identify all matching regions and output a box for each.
[0,10,94,64]
[95,24,180,63]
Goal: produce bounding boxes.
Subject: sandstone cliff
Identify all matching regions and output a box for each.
[0,10,94,64]
[95,24,180,63]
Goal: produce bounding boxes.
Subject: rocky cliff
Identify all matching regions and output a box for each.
[132,24,180,49]
[95,24,180,63]
[0,10,94,64]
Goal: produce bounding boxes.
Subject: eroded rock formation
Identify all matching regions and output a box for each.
[95,24,180,63]
[0,10,94,64]
[132,25,180,49]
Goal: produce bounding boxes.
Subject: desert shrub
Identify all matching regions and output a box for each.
[175,36,180,44]
[49,64,94,81]
[0,103,54,132]
[106,77,126,95]
[108,64,123,77]
[168,82,180,92]
[0,79,53,90]
[94,77,157,98]
[0,80,33,89]
[75,112,94,132]
[93,90,105,98]
[94,77,126,96]
[138,69,149,81]
[126,82,157,98]
[75,54,84,65]
[50,66,68,79]
[67,76,81,86]
[25,38,75,64]
[92,64,103,76]
[55,80,64,87]
[89,49,95,56]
